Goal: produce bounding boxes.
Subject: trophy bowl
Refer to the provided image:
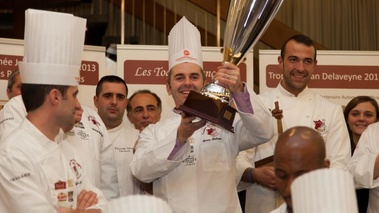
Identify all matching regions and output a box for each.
[179,0,284,132]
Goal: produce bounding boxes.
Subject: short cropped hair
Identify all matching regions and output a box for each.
[21,84,68,112]
[126,89,162,114]
[95,75,128,97]
[280,34,317,61]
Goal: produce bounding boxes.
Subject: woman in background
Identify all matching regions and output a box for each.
[344,96,379,213]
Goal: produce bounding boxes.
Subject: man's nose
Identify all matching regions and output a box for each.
[111,95,118,104]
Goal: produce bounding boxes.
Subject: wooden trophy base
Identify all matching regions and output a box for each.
[178,90,236,133]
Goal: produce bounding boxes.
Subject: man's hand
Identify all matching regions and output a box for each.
[252,166,277,190]
[271,101,283,119]
[76,190,98,210]
[177,112,206,144]
[74,107,84,124]
[214,63,243,94]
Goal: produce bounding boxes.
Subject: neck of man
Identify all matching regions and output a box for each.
[280,81,304,97]
[27,110,61,141]
[105,119,123,130]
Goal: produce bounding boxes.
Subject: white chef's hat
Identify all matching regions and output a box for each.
[18,9,86,86]
[103,195,173,213]
[168,16,203,70]
[291,168,358,213]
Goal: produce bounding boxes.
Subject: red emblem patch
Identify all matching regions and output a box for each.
[54,180,66,190]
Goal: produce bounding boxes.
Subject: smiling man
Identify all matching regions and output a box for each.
[130,17,274,213]
[237,34,350,213]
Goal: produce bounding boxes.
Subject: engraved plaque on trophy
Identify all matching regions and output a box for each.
[178,0,284,132]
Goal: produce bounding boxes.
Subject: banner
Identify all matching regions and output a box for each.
[117,45,254,120]
[259,50,379,106]
[0,37,106,108]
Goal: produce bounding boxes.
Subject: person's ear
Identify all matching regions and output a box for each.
[93,95,99,108]
[166,82,172,96]
[49,89,62,106]
[6,88,11,99]
[278,56,284,70]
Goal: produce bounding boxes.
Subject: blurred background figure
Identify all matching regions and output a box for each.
[6,69,21,99]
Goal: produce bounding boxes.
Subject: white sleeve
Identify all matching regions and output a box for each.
[236,149,256,191]
[130,118,191,183]
[234,88,274,151]
[348,123,379,188]
[0,96,26,142]
[325,105,351,169]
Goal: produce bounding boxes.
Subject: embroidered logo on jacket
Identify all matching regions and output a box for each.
[57,192,68,202]
[182,137,196,166]
[76,130,89,140]
[202,123,220,137]
[69,159,82,179]
[88,116,100,126]
[313,119,327,134]
[54,180,66,190]
[74,121,84,129]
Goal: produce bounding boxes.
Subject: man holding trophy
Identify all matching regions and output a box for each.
[130,0,284,210]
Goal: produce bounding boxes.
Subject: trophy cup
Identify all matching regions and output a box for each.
[178,0,284,132]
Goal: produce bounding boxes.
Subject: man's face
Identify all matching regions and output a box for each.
[166,62,204,107]
[7,74,22,99]
[60,86,81,131]
[279,40,317,96]
[274,145,323,213]
[127,93,161,131]
[94,82,127,129]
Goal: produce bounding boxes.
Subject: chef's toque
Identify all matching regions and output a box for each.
[18,9,86,86]
[291,168,358,213]
[168,17,203,70]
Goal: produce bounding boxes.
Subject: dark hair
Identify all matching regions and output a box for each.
[95,75,128,97]
[280,34,317,61]
[126,89,162,114]
[7,69,20,90]
[343,96,379,151]
[21,84,68,112]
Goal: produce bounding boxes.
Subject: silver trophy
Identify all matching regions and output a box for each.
[179,0,284,132]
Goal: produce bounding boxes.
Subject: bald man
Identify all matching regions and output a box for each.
[272,126,330,213]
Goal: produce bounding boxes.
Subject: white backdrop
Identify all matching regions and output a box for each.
[259,50,379,106]
[0,37,106,108]
[117,45,255,121]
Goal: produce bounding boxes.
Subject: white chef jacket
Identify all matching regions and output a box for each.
[131,89,274,213]
[65,105,119,200]
[0,119,106,212]
[0,95,26,142]
[108,119,141,196]
[237,84,351,213]
[348,122,379,213]
[270,203,288,213]
[0,96,119,200]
